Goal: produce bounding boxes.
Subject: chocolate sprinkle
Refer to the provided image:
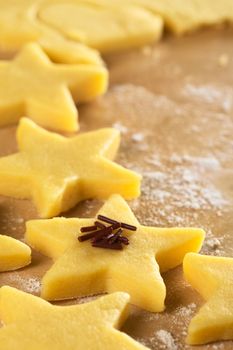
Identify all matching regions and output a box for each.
[78,231,98,242]
[94,221,106,229]
[119,236,129,245]
[108,228,122,244]
[120,222,137,231]
[98,215,136,231]
[97,215,119,225]
[91,226,113,243]
[78,215,137,250]
[80,225,97,233]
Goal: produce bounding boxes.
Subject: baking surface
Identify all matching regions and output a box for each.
[0,27,233,349]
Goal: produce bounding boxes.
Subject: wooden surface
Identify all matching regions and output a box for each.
[0,27,233,349]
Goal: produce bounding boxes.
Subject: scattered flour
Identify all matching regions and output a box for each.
[9,274,41,294]
[177,303,197,318]
[207,343,225,350]
[78,294,101,304]
[15,217,24,224]
[112,121,128,134]
[133,154,228,228]
[182,83,232,112]
[131,132,145,142]
[155,330,178,350]
[205,237,221,250]
[183,83,222,103]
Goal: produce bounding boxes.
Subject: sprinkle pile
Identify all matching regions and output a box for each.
[78,215,137,250]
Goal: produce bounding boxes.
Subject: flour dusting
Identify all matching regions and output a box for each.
[8,274,41,294]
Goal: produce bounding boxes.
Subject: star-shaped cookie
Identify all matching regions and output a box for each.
[184,253,233,345]
[26,194,205,312]
[0,119,140,218]
[0,235,31,271]
[0,286,148,350]
[0,43,107,132]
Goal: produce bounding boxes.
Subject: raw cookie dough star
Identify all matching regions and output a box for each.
[26,194,205,312]
[0,43,108,131]
[0,287,148,350]
[0,119,140,218]
[184,253,233,345]
[0,235,31,271]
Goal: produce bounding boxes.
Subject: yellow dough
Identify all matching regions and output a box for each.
[0,0,232,61]
[0,0,162,59]
[0,43,107,132]
[0,287,148,350]
[0,119,140,219]
[26,194,205,312]
[38,0,163,53]
[184,253,233,345]
[0,0,103,66]
[111,0,233,34]
[0,235,31,271]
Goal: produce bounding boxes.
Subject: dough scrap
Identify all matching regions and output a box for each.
[0,235,31,271]
[0,119,141,218]
[0,287,148,350]
[0,43,108,131]
[110,0,233,34]
[0,0,163,60]
[184,253,233,344]
[38,0,163,53]
[26,194,205,312]
[0,0,103,65]
[0,0,232,62]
